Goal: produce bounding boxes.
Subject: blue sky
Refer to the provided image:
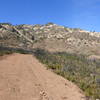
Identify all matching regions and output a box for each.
[0,0,100,31]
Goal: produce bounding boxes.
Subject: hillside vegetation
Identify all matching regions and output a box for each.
[0,46,32,56]
[34,48,100,100]
[0,23,100,55]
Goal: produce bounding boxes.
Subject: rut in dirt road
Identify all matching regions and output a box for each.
[0,54,86,100]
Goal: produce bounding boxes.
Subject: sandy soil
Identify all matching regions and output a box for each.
[0,53,86,100]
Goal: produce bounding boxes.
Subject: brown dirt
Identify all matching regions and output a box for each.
[0,53,86,100]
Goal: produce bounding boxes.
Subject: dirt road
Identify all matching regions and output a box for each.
[0,54,86,100]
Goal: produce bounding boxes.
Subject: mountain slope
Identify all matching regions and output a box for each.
[0,23,100,55]
[0,53,86,100]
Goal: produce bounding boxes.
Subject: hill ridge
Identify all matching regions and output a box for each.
[0,23,100,55]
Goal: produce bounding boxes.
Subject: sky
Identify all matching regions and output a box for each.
[0,0,100,32]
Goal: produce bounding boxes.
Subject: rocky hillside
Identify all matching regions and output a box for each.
[0,23,100,55]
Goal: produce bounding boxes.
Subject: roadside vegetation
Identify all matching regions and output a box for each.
[0,48,13,56]
[0,46,31,56]
[34,48,100,100]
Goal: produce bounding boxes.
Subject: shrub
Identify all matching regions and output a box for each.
[34,48,100,100]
